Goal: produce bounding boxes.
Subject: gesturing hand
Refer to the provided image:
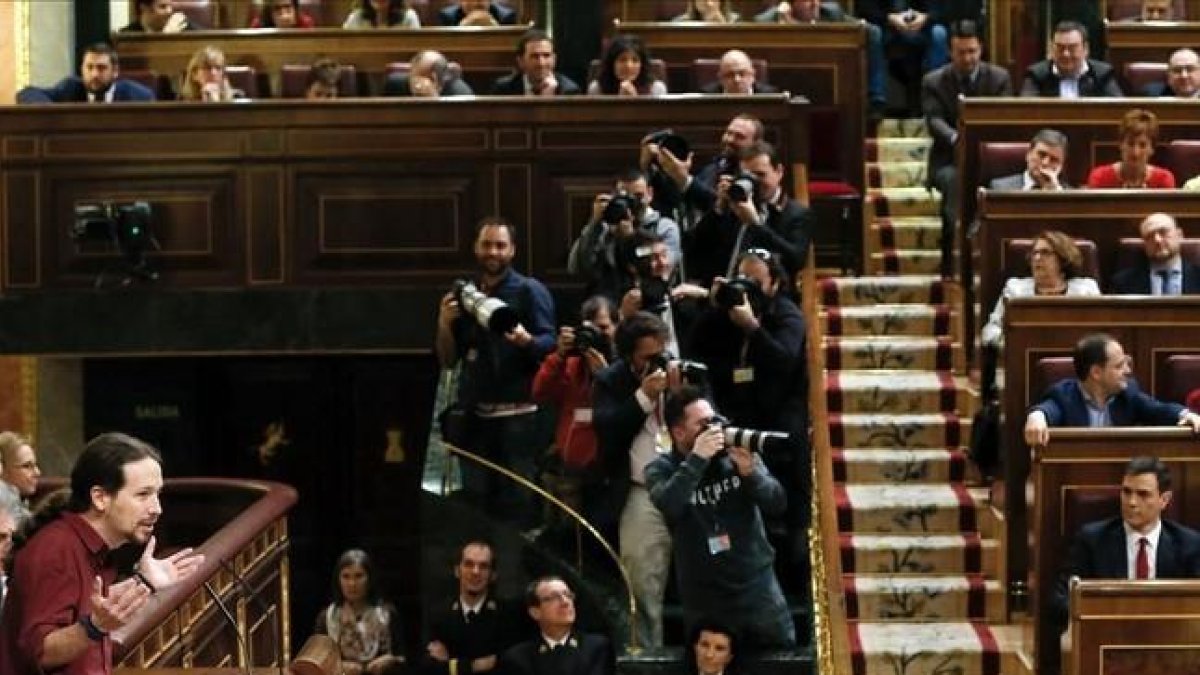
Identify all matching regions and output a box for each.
[88,576,151,634]
[137,536,206,592]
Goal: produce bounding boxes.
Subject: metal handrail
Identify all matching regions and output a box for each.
[440,440,641,654]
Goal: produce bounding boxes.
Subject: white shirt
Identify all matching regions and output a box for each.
[630,387,668,484]
[1125,520,1163,579]
[1053,61,1089,98]
[87,86,116,103]
[541,632,572,649]
[460,595,485,620]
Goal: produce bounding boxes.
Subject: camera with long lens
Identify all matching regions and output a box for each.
[570,323,609,356]
[452,279,519,334]
[646,352,709,385]
[602,190,640,226]
[72,201,158,282]
[706,414,790,454]
[713,276,763,311]
[645,128,691,161]
[727,171,760,204]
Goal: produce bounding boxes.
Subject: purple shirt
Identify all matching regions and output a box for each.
[0,511,115,675]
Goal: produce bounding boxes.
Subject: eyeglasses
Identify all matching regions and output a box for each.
[538,590,575,604]
[1169,65,1199,75]
[1028,248,1055,259]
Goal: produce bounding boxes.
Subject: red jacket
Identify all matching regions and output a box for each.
[532,351,598,469]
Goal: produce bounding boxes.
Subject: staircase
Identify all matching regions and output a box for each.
[819,119,1029,674]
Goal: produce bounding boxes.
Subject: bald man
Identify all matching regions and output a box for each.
[1146,48,1200,97]
[1111,213,1200,294]
[700,50,778,94]
[1140,0,1178,20]
[383,50,475,97]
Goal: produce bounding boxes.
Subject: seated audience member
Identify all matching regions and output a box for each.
[439,0,518,26]
[989,129,1070,190]
[1023,333,1200,446]
[252,0,316,28]
[700,49,778,95]
[587,34,667,96]
[1145,48,1200,97]
[490,29,581,96]
[1111,212,1200,294]
[179,46,243,101]
[1051,456,1200,631]
[982,231,1100,348]
[685,141,815,285]
[0,482,29,612]
[1020,21,1123,97]
[500,577,613,675]
[121,0,198,32]
[755,1,888,117]
[305,59,343,99]
[858,0,949,112]
[531,296,617,529]
[384,50,474,97]
[685,619,744,675]
[1137,0,1180,20]
[0,431,40,502]
[673,0,740,22]
[17,42,155,103]
[343,0,420,28]
[647,387,795,650]
[568,169,681,302]
[1086,108,1175,188]
[315,549,405,675]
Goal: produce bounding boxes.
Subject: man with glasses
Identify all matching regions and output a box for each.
[1145,48,1200,97]
[1111,212,1200,294]
[0,432,40,503]
[1024,333,1200,447]
[500,576,613,675]
[1019,21,1123,97]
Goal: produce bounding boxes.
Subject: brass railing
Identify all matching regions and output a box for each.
[438,440,641,654]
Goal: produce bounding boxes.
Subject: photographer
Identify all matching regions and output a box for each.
[531,295,618,536]
[645,387,795,651]
[436,216,556,528]
[684,141,815,288]
[593,312,686,648]
[568,169,680,303]
[640,115,763,221]
[612,235,706,360]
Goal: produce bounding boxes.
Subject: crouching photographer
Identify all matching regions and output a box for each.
[531,295,618,537]
[567,168,681,303]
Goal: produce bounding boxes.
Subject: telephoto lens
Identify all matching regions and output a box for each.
[453,279,519,334]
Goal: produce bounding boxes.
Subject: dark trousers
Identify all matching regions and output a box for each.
[459,411,550,528]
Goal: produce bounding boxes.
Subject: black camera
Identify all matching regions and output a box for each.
[453,279,519,334]
[645,352,708,385]
[706,414,790,454]
[645,128,691,161]
[639,276,670,314]
[571,323,609,356]
[713,276,763,311]
[727,171,760,203]
[602,190,640,226]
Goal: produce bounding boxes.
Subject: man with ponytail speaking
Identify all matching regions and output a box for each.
[0,433,205,675]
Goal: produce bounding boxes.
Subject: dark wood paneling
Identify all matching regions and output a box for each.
[245,167,285,284]
[4,171,40,288]
[1069,580,1200,675]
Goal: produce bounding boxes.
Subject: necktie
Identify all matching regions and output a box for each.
[464,609,478,623]
[1135,537,1150,579]
[960,76,974,96]
[1156,269,1176,296]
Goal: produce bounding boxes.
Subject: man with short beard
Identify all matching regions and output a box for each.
[641,114,765,220]
[436,217,556,527]
[17,43,155,103]
[1111,212,1200,294]
[0,432,205,675]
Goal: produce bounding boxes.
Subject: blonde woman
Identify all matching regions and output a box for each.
[179,46,242,101]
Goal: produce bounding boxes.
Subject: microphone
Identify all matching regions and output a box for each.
[203,580,253,675]
[220,558,287,675]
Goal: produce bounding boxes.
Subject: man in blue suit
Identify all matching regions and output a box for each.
[17,43,155,103]
[1024,333,1200,446]
[1051,456,1200,629]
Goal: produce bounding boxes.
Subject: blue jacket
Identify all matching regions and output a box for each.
[1030,378,1185,427]
[17,77,156,104]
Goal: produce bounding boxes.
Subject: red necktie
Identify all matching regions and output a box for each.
[1135,537,1150,579]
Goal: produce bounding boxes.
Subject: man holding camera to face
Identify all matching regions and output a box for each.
[436,216,556,528]
[640,115,764,221]
[684,141,815,288]
[568,169,681,303]
[646,386,795,651]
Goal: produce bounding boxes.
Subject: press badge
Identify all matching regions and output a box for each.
[732,367,755,384]
[574,408,593,423]
[707,532,732,555]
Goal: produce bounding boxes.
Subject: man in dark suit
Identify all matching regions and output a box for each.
[17,43,155,103]
[1024,333,1200,446]
[423,540,525,675]
[1019,20,1123,97]
[699,49,779,95]
[383,50,475,98]
[438,0,518,26]
[988,129,1070,191]
[490,29,581,96]
[1143,48,1200,98]
[1052,456,1200,629]
[923,19,1011,277]
[500,576,613,675]
[1111,212,1200,295]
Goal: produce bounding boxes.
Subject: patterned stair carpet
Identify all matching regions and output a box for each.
[828,119,1026,674]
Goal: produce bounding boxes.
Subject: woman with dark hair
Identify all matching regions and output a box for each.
[684,618,743,675]
[672,0,739,22]
[343,0,420,28]
[251,0,316,28]
[1086,108,1176,188]
[314,549,405,675]
[588,35,667,96]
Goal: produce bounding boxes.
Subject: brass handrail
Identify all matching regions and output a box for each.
[440,440,641,654]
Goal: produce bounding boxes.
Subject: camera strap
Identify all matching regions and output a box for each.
[725,224,750,279]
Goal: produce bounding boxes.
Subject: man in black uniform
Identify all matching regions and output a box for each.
[500,576,613,675]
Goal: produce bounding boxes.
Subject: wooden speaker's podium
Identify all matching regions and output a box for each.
[115,633,340,675]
